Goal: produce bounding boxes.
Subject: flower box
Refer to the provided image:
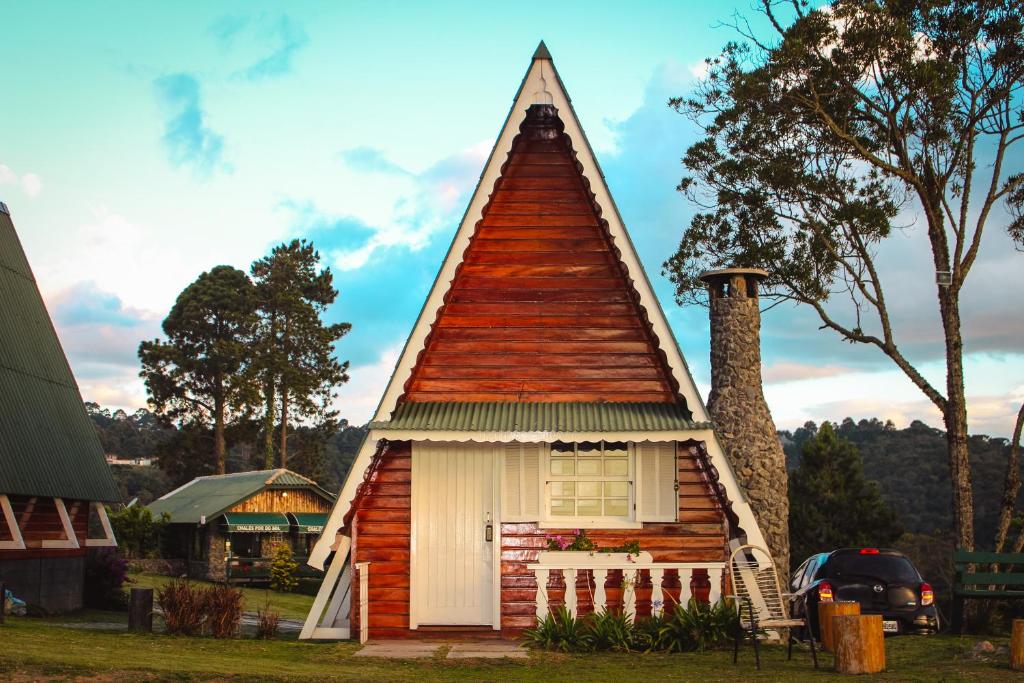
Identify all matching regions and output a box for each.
[536,550,654,565]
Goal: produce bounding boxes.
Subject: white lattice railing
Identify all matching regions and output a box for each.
[526,551,726,620]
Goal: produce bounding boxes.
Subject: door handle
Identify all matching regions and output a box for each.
[485,513,493,542]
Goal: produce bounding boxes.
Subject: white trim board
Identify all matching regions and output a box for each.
[41,498,80,549]
[371,53,707,424]
[0,494,25,550]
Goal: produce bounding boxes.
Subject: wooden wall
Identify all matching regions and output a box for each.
[499,444,726,635]
[0,495,90,561]
[349,440,727,639]
[228,489,331,514]
[400,110,680,404]
[350,441,412,640]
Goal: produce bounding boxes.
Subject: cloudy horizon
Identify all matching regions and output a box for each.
[3,1,1021,439]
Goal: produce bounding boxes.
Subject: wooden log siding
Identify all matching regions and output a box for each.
[0,494,89,560]
[227,489,331,514]
[499,444,727,635]
[400,107,683,405]
[347,440,727,638]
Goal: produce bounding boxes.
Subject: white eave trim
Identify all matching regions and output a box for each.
[0,494,26,550]
[370,55,708,425]
[41,497,80,549]
[85,502,118,547]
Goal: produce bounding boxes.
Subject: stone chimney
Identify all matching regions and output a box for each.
[699,268,789,582]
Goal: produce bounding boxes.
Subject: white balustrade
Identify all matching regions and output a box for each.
[527,551,727,620]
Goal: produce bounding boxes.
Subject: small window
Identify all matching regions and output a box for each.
[545,441,633,524]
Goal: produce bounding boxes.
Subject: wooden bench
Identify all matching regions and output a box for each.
[951,550,1024,633]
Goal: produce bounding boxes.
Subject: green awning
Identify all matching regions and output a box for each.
[290,513,328,534]
[222,512,290,533]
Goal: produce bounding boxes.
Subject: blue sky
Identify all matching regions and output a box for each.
[2,1,1021,436]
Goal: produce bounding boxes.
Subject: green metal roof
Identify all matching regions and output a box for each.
[222,512,290,533]
[147,469,334,524]
[0,207,120,502]
[370,402,711,432]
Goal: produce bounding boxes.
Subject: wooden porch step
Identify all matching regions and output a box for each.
[414,625,505,639]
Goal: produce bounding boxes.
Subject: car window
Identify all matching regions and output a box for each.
[821,553,920,583]
[791,558,810,591]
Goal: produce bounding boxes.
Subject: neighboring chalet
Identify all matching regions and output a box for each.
[0,201,120,612]
[149,469,334,583]
[300,43,775,642]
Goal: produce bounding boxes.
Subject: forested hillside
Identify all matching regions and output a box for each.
[87,401,366,504]
[780,418,1019,547]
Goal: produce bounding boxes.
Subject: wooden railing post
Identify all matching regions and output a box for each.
[534,568,550,621]
[678,568,693,606]
[707,566,723,605]
[356,561,370,644]
[623,569,638,619]
[563,569,577,617]
[593,569,608,613]
[650,568,665,616]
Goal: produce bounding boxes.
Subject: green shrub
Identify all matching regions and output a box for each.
[631,614,667,652]
[523,606,590,652]
[585,609,634,652]
[107,505,169,559]
[269,543,299,592]
[204,584,243,638]
[658,599,738,652]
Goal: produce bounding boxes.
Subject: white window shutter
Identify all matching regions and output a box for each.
[635,443,678,522]
[503,444,541,522]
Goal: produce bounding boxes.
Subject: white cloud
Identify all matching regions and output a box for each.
[688,59,710,80]
[333,343,402,424]
[0,163,43,198]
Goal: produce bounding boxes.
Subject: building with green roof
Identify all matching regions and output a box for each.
[0,202,121,612]
[149,468,334,583]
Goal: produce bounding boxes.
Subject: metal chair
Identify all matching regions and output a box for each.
[727,544,817,669]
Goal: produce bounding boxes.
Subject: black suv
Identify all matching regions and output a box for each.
[790,548,939,637]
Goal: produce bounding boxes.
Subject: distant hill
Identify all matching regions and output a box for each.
[85,401,365,504]
[780,418,1019,547]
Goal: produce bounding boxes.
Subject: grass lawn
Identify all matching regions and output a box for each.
[129,571,314,621]
[0,613,1020,682]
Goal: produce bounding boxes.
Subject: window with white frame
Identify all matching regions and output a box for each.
[546,441,632,523]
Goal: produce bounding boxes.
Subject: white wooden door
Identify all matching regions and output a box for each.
[411,443,497,626]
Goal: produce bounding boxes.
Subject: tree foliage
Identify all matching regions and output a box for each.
[668,0,1024,551]
[251,240,351,468]
[789,422,903,567]
[107,504,169,559]
[138,266,258,474]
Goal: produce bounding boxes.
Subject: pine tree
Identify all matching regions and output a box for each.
[251,240,350,468]
[139,266,258,474]
[789,422,903,568]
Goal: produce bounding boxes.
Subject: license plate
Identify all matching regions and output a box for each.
[882,620,899,633]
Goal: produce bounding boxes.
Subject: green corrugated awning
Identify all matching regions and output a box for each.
[222,512,290,533]
[370,401,711,432]
[290,512,328,534]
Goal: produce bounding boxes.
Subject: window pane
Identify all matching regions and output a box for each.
[605,499,629,517]
[550,482,575,497]
[604,482,628,498]
[577,459,601,476]
[578,481,601,497]
[551,459,575,476]
[604,458,628,476]
[577,499,602,516]
[551,442,575,455]
[551,499,575,516]
[578,442,601,453]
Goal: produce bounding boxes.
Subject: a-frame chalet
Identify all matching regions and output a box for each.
[301,43,770,641]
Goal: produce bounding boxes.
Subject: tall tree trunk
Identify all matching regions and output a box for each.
[280,385,289,469]
[214,386,226,475]
[994,403,1024,555]
[941,293,974,552]
[262,376,276,470]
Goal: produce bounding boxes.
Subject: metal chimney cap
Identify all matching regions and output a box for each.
[698,267,769,283]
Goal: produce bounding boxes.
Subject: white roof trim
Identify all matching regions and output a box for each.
[308,47,768,570]
[371,56,708,424]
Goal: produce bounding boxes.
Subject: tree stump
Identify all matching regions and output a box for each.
[128,587,154,633]
[1011,619,1024,671]
[817,601,860,652]
[833,614,885,675]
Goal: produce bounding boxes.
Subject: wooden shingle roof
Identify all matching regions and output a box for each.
[0,205,120,502]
